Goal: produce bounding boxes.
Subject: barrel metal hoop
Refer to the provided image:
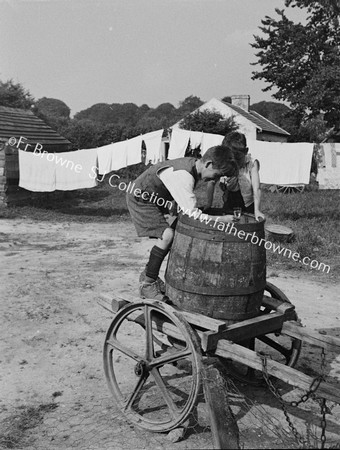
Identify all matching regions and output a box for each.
[165,277,266,296]
[179,213,265,232]
[176,222,265,243]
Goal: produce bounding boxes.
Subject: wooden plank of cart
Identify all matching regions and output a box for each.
[99,212,340,449]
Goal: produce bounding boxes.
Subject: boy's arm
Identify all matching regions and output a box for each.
[205,180,216,209]
[251,160,265,221]
[159,169,233,223]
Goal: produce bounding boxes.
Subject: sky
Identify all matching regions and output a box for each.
[0,0,307,116]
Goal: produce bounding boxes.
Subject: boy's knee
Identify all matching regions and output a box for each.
[158,228,174,249]
[163,227,174,244]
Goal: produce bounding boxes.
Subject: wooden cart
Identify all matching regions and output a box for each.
[99,212,339,448]
[99,282,340,448]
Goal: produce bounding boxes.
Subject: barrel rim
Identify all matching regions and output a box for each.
[179,211,265,233]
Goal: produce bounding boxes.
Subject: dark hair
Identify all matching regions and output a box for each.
[222,131,248,154]
[202,145,238,176]
[222,131,248,169]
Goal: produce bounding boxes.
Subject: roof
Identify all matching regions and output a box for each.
[221,101,290,136]
[0,106,71,146]
[172,98,290,137]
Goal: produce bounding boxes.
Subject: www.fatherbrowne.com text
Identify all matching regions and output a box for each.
[107,174,331,274]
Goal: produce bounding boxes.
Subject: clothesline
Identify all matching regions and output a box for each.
[19,129,164,192]
[168,129,315,185]
[18,128,327,192]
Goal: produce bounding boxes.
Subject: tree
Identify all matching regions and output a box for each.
[179,109,238,135]
[0,79,35,109]
[251,0,340,128]
[74,103,117,124]
[250,101,291,126]
[34,97,70,119]
[134,115,170,134]
[75,102,143,127]
[177,95,204,115]
[60,119,108,149]
[151,102,176,119]
[33,97,71,133]
[250,100,301,137]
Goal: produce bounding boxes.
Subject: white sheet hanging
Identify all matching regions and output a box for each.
[19,149,56,192]
[126,135,142,166]
[97,143,115,175]
[189,131,203,150]
[143,129,163,164]
[247,140,314,185]
[55,149,98,190]
[200,133,224,155]
[168,128,190,159]
[110,140,128,171]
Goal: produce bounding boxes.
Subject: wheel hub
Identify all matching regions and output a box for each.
[134,360,148,377]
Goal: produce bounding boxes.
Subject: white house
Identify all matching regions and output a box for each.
[171,95,290,143]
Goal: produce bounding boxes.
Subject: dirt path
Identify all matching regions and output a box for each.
[0,219,339,449]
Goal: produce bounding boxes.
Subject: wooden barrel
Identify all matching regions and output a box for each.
[165,210,266,323]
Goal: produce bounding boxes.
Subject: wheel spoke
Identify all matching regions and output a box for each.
[257,335,292,361]
[123,373,149,412]
[149,347,192,369]
[151,368,180,416]
[106,337,143,362]
[144,305,154,361]
[103,300,202,432]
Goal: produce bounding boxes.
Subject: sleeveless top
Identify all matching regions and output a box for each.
[132,157,198,203]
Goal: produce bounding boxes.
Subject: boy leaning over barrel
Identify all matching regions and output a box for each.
[126,145,238,301]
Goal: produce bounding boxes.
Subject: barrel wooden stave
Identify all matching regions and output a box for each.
[165,212,266,322]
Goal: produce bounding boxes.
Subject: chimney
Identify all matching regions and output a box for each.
[231,95,250,112]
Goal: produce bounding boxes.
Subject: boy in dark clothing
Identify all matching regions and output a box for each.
[126,145,237,300]
[206,132,265,220]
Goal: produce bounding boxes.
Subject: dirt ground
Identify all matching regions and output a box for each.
[0,218,340,449]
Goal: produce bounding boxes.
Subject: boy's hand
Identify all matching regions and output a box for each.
[219,215,234,223]
[255,210,265,221]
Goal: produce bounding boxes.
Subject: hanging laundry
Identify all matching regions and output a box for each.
[200,133,224,155]
[19,149,56,192]
[248,140,314,185]
[110,140,128,171]
[143,129,164,164]
[315,144,326,168]
[97,143,115,175]
[331,143,337,168]
[189,130,203,150]
[168,128,190,159]
[55,148,98,190]
[126,135,143,166]
[317,143,340,189]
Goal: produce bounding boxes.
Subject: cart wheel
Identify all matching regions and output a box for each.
[276,185,305,194]
[103,299,202,432]
[225,282,302,385]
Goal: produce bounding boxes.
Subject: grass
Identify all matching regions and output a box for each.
[260,188,340,278]
[0,163,146,222]
[198,184,340,279]
[0,170,339,279]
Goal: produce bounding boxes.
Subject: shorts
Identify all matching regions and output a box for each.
[126,192,176,239]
